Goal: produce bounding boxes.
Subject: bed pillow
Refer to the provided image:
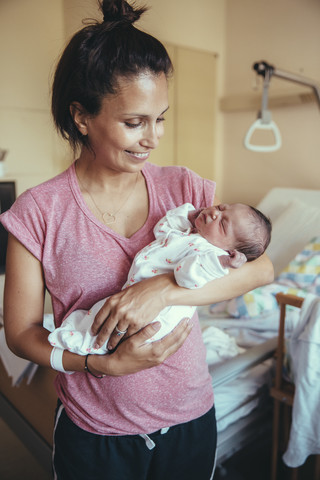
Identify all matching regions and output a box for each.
[276,236,320,295]
[266,199,320,277]
[210,237,320,319]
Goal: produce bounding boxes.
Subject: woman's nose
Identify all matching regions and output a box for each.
[140,123,163,149]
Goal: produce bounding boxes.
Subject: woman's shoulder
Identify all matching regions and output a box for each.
[17,165,72,204]
[26,166,71,195]
[144,162,216,208]
[144,162,196,178]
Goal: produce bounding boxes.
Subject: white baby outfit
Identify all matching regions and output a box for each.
[48,203,229,354]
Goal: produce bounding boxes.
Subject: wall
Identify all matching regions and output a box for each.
[222,0,320,205]
[0,0,226,195]
[0,0,69,195]
[3,0,318,205]
[136,0,226,188]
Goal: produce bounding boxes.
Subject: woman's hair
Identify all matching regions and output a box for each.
[235,206,272,262]
[51,0,173,151]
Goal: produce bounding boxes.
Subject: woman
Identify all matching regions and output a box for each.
[1,1,273,479]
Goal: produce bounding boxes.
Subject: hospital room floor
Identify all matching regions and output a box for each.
[0,418,51,480]
[214,432,273,480]
[214,430,317,480]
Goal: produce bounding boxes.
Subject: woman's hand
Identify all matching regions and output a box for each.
[91,274,176,350]
[88,317,192,377]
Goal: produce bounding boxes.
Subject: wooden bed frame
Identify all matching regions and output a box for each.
[270,293,320,480]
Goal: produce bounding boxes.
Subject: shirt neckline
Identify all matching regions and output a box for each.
[68,161,155,241]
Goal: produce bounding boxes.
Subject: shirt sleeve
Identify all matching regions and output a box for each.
[185,168,216,209]
[0,190,45,261]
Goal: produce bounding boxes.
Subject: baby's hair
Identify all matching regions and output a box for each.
[235,206,272,262]
[51,0,173,152]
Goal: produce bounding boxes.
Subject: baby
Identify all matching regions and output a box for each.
[48,202,271,354]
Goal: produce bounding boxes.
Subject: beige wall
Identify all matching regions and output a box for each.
[222,0,320,205]
[0,0,226,194]
[1,0,319,204]
[0,0,69,194]
[138,0,226,189]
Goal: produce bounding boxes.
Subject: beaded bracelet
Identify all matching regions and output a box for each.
[84,354,106,379]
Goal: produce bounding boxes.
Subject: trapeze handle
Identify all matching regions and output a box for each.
[244,117,282,152]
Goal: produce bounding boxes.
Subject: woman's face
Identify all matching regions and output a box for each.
[77,71,169,173]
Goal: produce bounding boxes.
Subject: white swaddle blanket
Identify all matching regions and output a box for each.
[48,301,195,355]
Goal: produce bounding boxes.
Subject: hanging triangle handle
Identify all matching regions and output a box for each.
[244,117,282,152]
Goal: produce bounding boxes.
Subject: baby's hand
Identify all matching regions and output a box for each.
[219,250,247,269]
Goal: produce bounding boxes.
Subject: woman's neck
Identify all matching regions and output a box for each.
[75,157,136,193]
[75,158,148,237]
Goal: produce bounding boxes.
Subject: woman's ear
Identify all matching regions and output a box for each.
[70,102,88,136]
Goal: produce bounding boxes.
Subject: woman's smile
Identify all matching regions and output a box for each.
[124,150,151,161]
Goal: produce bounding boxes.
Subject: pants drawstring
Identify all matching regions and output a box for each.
[139,427,170,450]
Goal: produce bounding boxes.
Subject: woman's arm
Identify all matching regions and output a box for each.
[169,252,274,305]
[4,234,192,376]
[93,253,274,348]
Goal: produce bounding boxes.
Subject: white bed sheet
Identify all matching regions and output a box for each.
[197,304,278,434]
[198,305,299,348]
[213,360,272,433]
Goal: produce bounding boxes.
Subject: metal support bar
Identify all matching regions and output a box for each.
[253,61,320,110]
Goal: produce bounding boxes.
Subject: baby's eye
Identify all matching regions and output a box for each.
[218,204,227,211]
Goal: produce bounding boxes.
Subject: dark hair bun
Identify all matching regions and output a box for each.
[99,0,147,26]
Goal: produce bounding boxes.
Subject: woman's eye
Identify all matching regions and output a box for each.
[157,117,165,123]
[125,122,141,128]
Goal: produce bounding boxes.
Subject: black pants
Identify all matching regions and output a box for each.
[53,403,217,480]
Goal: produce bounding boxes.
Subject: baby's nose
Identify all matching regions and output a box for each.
[212,208,220,220]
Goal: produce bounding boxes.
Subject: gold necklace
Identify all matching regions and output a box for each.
[77,169,139,225]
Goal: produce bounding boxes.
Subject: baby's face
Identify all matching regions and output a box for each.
[194,203,253,250]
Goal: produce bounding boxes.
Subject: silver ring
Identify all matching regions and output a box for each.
[115,326,127,336]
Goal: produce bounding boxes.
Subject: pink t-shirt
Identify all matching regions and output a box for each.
[1,162,215,435]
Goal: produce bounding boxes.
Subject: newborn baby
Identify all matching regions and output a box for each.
[48,202,271,354]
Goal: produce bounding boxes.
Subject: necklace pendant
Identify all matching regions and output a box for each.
[102,212,116,224]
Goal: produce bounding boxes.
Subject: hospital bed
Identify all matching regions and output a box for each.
[1,185,320,475]
[200,186,320,468]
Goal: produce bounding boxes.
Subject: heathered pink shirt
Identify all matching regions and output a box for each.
[1,162,215,435]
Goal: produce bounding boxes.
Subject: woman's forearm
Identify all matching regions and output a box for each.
[166,253,274,307]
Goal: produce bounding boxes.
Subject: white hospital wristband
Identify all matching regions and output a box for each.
[50,347,74,375]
